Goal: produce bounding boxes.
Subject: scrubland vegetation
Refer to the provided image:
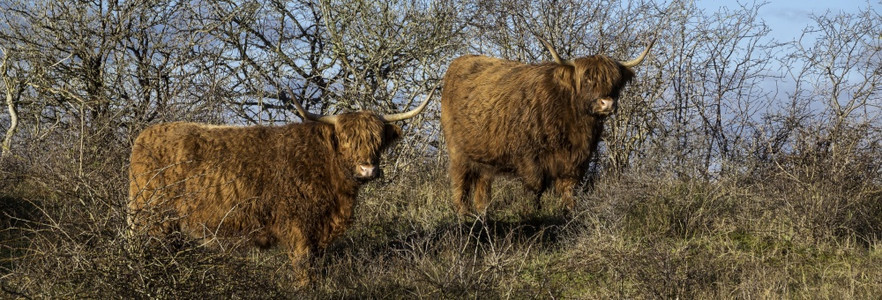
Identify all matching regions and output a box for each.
[2,0,880,298]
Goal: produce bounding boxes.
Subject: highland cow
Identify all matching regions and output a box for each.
[441,39,653,215]
[128,88,435,284]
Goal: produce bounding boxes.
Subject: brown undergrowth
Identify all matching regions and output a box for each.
[2,151,881,298]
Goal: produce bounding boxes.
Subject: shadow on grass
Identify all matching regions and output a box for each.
[326,212,571,262]
[0,195,42,297]
[1,195,41,260]
[311,213,573,298]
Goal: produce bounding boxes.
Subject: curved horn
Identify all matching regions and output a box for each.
[380,84,438,122]
[538,37,572,66]
[291,95,338,125]
[620,39,656,68]
[536,37,573,66]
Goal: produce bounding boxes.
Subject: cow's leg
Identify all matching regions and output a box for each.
[554,177,579,210]
[284,229,313,287]
[287,247,312,287]
[532,185,548,213]
[449,157,474,215]
[522,176,548,213]
[472,172,493,215]
[519,163,548,213]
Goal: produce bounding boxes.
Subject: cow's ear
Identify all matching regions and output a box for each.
[383,123,402,144]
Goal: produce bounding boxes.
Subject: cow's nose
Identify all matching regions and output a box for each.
[599,98,614,112]
[358,165,375,177]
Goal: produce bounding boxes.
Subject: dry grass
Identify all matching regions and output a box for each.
[2,148,881,298]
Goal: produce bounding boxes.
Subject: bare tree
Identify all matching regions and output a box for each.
[760,5,882,183]
[785,7,882,151]
[198,0,459,126]
[0,47,20,160]
[642,1,778,176]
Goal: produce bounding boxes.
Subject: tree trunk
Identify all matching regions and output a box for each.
[1,81,17,160]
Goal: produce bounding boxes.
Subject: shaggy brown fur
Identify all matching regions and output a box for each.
[441,49,646,215]
[128,112,402,285]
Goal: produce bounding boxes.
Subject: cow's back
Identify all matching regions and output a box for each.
[441,55,556,169]
[129,122,284,238]
[129,123,232,231]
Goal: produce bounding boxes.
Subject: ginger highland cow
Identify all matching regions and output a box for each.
[128,88,435,284]
[441,38,653,215]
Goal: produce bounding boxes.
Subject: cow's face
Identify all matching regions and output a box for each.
[541,38,649,118]
[334,112,402,180]
[292,88,433,180]
[570,56,635,117]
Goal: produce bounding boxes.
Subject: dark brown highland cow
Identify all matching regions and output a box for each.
[128,88,434,285]
[441,39,653,215]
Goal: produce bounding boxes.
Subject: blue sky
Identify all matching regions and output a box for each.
[689,1,880,124]
[696,0,881,42]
